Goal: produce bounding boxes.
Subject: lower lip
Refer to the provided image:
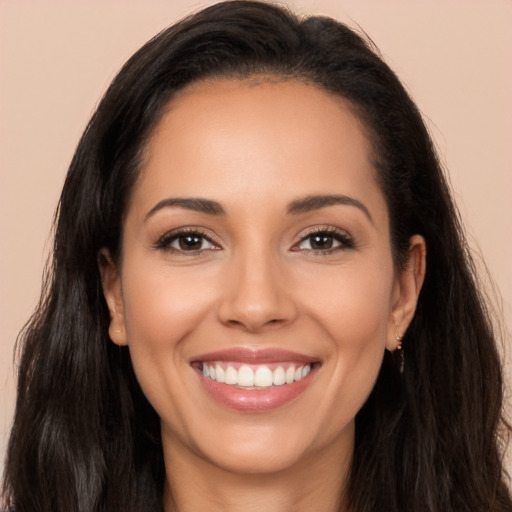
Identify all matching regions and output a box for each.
[197,368,316,412]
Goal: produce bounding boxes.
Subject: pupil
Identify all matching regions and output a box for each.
[179,235,202,250]
[311,234,332,250]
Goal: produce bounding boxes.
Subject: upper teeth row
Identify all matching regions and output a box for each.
[202,363,311,388]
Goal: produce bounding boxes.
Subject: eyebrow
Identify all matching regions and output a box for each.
[145,197,226,221]
[145,194,372,223]
[287,194,373,223]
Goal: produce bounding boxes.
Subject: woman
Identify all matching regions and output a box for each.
[2,1,511,511]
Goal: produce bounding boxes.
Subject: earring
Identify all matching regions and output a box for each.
[395,333,404,373]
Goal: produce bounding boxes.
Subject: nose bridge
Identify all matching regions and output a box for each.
[217,240,295,331]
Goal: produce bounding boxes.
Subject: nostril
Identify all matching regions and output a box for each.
[223,316,288,333]
[216,276,298,331]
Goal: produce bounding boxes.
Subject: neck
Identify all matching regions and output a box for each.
[162,426,353,512]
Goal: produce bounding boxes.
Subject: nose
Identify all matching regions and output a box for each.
[217,249,297,333]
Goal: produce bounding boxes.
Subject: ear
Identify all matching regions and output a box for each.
[98,248,128,346]
[386,235,426,350]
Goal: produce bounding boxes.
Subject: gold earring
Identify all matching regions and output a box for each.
[395,333,403,351]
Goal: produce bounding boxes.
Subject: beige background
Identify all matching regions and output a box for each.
[1,0,511,478]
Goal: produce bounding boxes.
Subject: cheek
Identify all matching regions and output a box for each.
[300,254,394,405]
[122,257,217,343]
[301,256,395,348]
[119,257,219,403]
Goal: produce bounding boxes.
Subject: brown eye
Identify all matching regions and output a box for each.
[177,234,204,251]
[294,229,353,253]
[309,234,335,250]
[160,231,219,253]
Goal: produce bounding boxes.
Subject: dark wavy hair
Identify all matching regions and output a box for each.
[3,1,511,511]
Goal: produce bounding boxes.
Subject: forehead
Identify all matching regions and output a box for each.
[131,78,386,222]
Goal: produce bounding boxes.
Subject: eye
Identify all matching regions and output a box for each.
[293,229,354,253]
[155,229,220,253]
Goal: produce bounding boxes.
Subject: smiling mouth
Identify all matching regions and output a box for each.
[193,361,315,389]
[190,348,320,411]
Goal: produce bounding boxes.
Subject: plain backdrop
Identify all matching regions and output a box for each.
[1,0,511,478]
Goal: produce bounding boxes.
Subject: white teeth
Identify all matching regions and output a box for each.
[238,365,255,386]
[202,362,312,388]
[273,366,286,386]
[215,364,225,383]
[224,366,238,385]
[254,366,273,387]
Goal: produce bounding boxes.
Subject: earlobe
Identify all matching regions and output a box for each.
[98,249,128,346]
[386,235,426,350]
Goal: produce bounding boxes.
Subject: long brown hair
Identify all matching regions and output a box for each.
[3,2,510,511]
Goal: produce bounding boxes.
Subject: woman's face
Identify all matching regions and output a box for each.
[102,79,424,476]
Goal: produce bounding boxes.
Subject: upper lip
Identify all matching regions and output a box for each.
[191,348,320,365]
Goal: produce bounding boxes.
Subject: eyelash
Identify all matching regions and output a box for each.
[154,228,220,254]
[154,227,354,255]
[293,227,354,254]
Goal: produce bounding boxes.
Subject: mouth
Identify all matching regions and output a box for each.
[191,348,320,411]
[192,361,314,389]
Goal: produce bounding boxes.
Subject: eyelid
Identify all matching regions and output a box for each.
[153,225,353,254]
[154,226,222,253]
[291,226,354,252]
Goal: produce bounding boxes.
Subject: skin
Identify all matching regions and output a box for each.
[101,79,426,512]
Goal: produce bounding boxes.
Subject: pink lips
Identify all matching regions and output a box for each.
[193,347,319,365]
[191,348,319,412]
